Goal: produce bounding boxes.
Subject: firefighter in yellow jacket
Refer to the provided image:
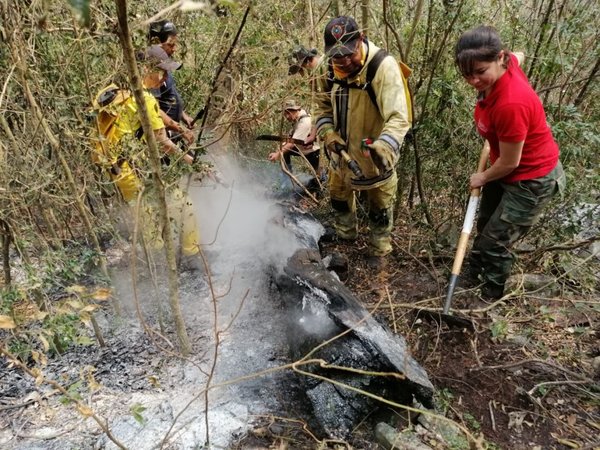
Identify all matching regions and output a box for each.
[92,47,201,269]
[316,16,411,269]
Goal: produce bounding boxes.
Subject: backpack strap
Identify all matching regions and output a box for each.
[364,49,387,107]
[324,46,413,128]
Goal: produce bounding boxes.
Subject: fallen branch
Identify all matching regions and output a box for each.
[516,235,599,254]
[470,358,593,383]
[0,347,127,450]
[527,379,596,396]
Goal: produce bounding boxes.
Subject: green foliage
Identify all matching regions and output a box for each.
[0,288,24,315]
[490,319,508,341]
[130,403,147,425]
[8,337,33,362]
[462,412,481,432]
[434,388,455,414]
[67,0,90,27]
[59,380,84,405]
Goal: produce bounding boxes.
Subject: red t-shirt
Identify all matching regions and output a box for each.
[474,54,559,183]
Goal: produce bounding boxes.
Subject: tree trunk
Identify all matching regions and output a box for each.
[1,220,11,286]
[527,0,555,88]
[574,56,600,107]
[361,0,369,31]
[114,0,191,355]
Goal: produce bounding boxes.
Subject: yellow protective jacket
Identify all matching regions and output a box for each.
[315,40,411,181]
[91,87,164,202]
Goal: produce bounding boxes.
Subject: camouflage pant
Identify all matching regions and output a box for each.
[469,162,565,289]
[328,165,397,256]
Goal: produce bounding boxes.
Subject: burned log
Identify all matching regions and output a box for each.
[276,248,434,438]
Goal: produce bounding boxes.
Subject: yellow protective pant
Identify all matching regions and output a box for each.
[110,160,141,203]
[328,161,397,256]
[140,186,200,257]
[111,163,200,257]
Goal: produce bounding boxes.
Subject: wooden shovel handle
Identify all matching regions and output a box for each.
[471,141,490,197]
[451,141,490,274]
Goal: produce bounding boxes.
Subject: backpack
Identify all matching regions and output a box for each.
[89,84,131,166]
[326,47,413,124]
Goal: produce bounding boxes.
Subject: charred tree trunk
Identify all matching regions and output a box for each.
[276,248,434,438]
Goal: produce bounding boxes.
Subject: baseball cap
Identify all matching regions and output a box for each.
[283,99,302,111]
[142,45,182,72]
[324,16,361,57]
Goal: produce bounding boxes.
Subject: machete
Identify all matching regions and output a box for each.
[255,134,308,146]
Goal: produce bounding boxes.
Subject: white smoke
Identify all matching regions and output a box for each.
[187,154,314,275]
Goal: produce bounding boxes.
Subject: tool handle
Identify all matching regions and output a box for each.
[335,144,364,179]
[443,141,490,313]
[451,141,490,276]
[470,141,490,198]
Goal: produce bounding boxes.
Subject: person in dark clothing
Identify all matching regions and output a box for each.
[148,20,194,146]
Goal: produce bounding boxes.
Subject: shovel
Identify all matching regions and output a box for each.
[416,142,489,330]
[434,141,490,329]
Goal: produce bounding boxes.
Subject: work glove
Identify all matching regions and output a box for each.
[367,140,397,173]
[321,128,346,155]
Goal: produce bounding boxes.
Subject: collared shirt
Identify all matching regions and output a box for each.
[475,54,559,182]
[291,109,318,154]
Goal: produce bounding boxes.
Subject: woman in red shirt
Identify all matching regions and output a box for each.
[455,26,565,299]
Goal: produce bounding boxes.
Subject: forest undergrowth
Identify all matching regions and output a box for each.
[1,0,598,448]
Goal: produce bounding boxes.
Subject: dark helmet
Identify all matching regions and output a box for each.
[148,20,178,43]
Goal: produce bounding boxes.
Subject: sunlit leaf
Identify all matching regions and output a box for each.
[148,375,160,388]
[77,335,94,346]
[91,288,111,301]
[130,403,147,425]
[65,299,84,310]
[67,285,86,294]
[80,304,98,313]
[0,315,16,329]
[67,0,90,27]
[34,311,49,321]
[180,1,211,12]
[77,404,94,417]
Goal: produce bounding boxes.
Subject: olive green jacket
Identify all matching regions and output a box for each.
[315,40,410,180]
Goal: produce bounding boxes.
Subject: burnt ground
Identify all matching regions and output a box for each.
[1,183,598,449]
[312,216,600,450]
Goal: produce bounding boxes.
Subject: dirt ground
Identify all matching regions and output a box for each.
[315,219,600,450]
[1,191,598,450]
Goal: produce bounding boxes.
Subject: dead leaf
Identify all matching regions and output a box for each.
[179,1,210,12]
[0,315,16,329]
[65,299,84,310]
[80,304,98,313]
[31,367,44,385]
[77,404,94,417]
[67,285,86,294]
[567,414,577,426]
[90,288,111,301]
[38,333,50,352]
